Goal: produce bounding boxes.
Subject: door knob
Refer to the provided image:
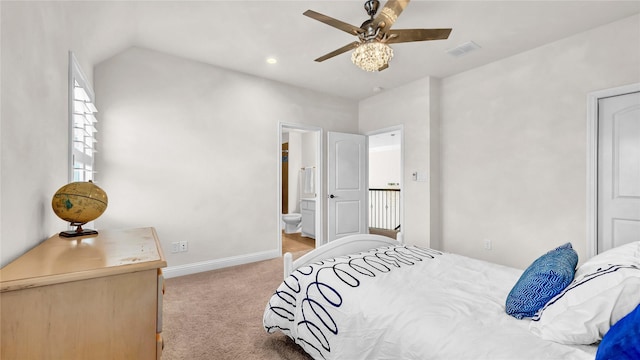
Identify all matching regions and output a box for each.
[329,194,336,199]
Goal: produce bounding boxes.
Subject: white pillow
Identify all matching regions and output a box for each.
[529,242,640,345]
[575,241,640,279]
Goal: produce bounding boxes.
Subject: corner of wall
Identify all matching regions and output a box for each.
[428,77,442,250]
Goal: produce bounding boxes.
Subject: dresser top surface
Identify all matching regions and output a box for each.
[0,227,166,291]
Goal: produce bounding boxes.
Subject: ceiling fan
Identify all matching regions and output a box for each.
[303,0,452,72]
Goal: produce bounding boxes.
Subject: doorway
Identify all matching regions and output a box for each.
[279,123,322,254]
[325,128,404,243]
[587,83,640,257]
[367,127,403,239]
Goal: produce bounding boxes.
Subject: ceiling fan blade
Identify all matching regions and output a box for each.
[314,42,361,62]
[372,0,410,33]
[303,10,364,36]
[386,28,452,44]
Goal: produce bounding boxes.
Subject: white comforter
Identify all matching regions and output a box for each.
[263,245,597,360]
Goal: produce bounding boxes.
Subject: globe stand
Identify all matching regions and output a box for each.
[59,223,98,238]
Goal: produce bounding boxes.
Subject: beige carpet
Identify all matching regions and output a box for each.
[162,253,313,360]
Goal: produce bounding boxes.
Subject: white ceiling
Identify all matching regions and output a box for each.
[97,1,640,100]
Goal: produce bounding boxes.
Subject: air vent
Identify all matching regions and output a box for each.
[446,41,481,57]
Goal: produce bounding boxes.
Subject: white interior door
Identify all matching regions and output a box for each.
[327,131,367,242]
[597,91,640,253]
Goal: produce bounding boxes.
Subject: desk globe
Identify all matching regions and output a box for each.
[51,180,108,237]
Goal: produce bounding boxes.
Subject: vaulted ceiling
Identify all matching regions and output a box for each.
[90,1,640,100]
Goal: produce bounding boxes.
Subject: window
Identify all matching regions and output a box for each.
[69,52,98,182]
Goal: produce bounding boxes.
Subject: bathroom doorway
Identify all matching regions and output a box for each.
[279,123,322,255]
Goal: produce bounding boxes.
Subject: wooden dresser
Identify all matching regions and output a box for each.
[0,227,167,360]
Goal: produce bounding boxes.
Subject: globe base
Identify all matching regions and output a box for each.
[59,224,98,238]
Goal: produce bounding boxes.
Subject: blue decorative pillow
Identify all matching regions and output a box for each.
[596,303,640,360]
[505,243,578,319]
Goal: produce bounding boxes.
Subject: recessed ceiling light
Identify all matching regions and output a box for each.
[266,57,278,64]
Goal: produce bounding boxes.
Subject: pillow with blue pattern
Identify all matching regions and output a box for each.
[596,303,640,360]
[505,243,578,319]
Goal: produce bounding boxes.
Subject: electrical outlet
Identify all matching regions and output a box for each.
[179,241,188,252]
[484,239,492,250]
[171,242,180,254]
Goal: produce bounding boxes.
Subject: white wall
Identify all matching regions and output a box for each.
[440,14,640,269]
[301,132,317,168]
[3,2,637,274]
[300,131,318,198]
[94,47,358,267]
[287,132,302,214]
[283,130,318,214]
[0,2,133,267]
[359,78,437,248]
[429,78,442,248]
[369,148,401,188]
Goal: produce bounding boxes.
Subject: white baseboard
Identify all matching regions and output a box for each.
[162,249,281,278]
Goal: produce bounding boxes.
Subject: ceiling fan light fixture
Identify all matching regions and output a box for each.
[351,42,393,72]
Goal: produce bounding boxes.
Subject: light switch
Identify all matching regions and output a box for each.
[412,171,428,182]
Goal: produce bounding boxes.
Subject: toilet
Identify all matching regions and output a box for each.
[282,213,302,234]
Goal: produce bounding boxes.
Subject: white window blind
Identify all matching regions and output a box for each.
[69,52,98,182]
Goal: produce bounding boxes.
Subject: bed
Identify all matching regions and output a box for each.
[263,234,640,360]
